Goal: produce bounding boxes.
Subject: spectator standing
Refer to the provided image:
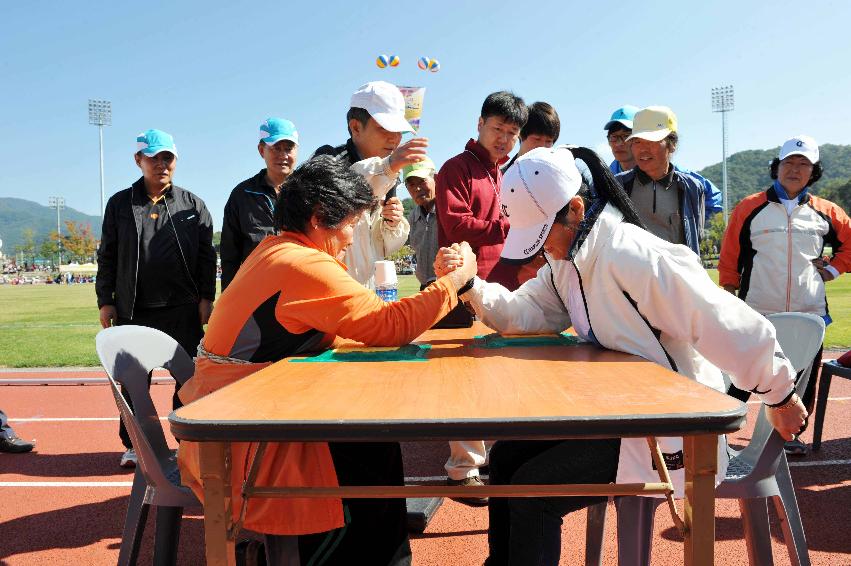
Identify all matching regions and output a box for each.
[719,135,851,455]
[96,129,216,467]
[502,101,561,172]
[615,106,721,255]
[220,118,299,291]
[313,81,425,288]
[404,157,438,288]
[434,91,528,503]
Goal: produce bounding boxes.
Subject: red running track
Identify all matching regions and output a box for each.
[1,366,850,565]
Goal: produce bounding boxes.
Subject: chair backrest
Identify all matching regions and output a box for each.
[95,325,195,493]
[736,312,824,480]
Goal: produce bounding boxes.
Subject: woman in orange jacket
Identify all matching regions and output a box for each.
[178,156,477,565]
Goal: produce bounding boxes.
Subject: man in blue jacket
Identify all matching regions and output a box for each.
[614,106,720,255]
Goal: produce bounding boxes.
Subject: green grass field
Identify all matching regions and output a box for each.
[2,271,850,367]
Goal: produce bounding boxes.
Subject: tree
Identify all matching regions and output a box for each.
[61,221,97,262]
[700,213,727,267]
[402,198,414,218]
[40,232,61,266]
[388,244,414,262]
[13,228,37,266]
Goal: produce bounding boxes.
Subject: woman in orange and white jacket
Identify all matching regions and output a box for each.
[718,135,851,454]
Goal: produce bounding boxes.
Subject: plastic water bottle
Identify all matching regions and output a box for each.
[374,260,398,302]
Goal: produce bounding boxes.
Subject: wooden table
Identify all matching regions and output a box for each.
[169,323,746,566]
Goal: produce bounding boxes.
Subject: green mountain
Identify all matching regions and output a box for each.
[697,144,851,209]
[0,197,102,254]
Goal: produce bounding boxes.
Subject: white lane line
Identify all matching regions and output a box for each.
[747,397,851,404]
[12,417,168,422]
[789,459,851,468]
[2,463,848,489]
[0,481,133,487]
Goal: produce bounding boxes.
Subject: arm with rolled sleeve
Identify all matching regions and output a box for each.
[611,239,796,405]
[462,262,572,335]
[435,162,508,247]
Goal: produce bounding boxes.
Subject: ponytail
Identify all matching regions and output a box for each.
[569,146,646,230]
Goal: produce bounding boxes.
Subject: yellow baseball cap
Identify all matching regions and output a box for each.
[626,106,678,142]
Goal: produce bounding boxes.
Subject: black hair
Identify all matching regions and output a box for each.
[520,101,560,142]
[346,107,372,136]
[553,147,646,231]
[665,132,679,152]
[769,157,823,186]
[273,155,377,233]
[481,91,528,127]
[606,123,631,135]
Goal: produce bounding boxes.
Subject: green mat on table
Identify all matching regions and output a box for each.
[290,343,432,362]
[473,332,580,349]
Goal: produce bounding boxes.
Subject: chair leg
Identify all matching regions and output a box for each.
[615,497,660,566]
[153,506,184,566]
[812,370,832,451]
[738,497,774,566]
[584,501,608,566]
[118,468,150,566]
[772,457,811,566]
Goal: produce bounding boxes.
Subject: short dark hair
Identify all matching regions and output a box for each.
[521,101,560,142]
[481,91,528,127]
[346,107,372,136]
[769,157,824,186]
[606,123,631,135]
[273,156,377,233]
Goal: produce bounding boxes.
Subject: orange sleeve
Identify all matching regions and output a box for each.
[276,248,458,346]
[717,202,746,288]
[812,197,851,275]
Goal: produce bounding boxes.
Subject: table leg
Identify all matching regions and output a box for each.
[199,441,236,566]
[683,435,717,566]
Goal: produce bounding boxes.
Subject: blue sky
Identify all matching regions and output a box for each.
[2,0,850,228]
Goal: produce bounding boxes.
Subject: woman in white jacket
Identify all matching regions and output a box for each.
[436,145,809,566]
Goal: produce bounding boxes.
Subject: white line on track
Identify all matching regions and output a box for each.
[788,459,851,468]
[3,463,849,489]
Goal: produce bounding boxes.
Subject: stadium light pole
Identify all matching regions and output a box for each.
[48,196,65,269]
[88,99,112,221]
[711,85,734,224]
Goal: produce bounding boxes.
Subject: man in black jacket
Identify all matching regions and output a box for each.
[219,118,299,291]
[96,129,216,467]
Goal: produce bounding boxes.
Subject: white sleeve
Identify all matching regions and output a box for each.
[381,215,409,257]
[463,262,572,335]
[611,242,796,406]
[350,156,397,199]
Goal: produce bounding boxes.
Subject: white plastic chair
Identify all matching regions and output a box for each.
[96,325,200,566]
[585,312,825,566]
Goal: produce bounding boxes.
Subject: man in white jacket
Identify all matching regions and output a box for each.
[436,145,809,566]
[314,81,426,288]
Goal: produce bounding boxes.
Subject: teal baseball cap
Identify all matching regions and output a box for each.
[136,129,178,157]
[603,105,639,131]
[259,118,299,145]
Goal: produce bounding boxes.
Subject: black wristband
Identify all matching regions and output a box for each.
[765,389,796,408]
[456,277,475,297]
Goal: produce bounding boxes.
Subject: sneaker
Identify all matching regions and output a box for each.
[784,437,809,457]
[0,435,35,454]
[120,448,137,468]
[447,475,489,507]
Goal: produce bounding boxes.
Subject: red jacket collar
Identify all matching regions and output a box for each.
[465,139,508,171]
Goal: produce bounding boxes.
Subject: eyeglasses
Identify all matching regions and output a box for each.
[607,133,630,144]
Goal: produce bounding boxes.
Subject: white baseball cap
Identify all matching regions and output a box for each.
[501,145,584,261]
[349,81,415,133]
[779,135,819,164]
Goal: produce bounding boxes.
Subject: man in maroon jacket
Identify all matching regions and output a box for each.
[434,91,527,503]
